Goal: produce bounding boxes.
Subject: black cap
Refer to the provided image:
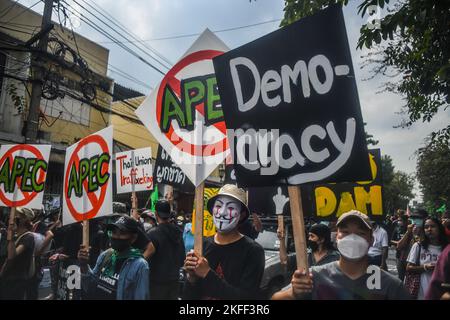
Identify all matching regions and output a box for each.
[309,223,331,239]
[155,200,172,219]
[106,215,140,234]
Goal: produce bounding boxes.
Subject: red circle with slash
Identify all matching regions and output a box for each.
[156,50,228,157]
[64,135,110,222]
[0,144,47,207]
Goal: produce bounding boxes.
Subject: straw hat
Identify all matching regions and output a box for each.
[16,207,35,222]
[207,184,249,221]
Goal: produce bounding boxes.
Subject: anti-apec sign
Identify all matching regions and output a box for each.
[115,147,153,194]
[136,29,230,187]
[63,126,113,225]
[0,144,51,209]
[213,5,371,187]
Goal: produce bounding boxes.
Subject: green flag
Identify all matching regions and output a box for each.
[150,185,159,211]
[436,204,446,214]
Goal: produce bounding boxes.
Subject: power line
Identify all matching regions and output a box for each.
[0,24,35,35]
[2,0,41,24]
[59,0,166,75]
[73,0,171,70]
[80,0,173,68]
[1,3,155,93]
[98,18,282,44]
[49,29,153,92]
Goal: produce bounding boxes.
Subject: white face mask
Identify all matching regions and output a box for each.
[212,196,242,233]
[337,233,370,261]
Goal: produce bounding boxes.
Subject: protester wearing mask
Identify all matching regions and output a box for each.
[396,210,427,279]
[140,210,157,233]
[145,200,185,300]
[77,215,149,300]
[406,217,448,300]
[391,214,409,280]
[0,207,36,299]
[272,210,410,300]
[368,221,389,270]
[183,184,265,300]
[307,223,340,267]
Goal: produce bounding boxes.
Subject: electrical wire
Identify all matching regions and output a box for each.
[58,0,166,75]
[80,0,173,67]
[98,18,282,44]
[2,0,41,25]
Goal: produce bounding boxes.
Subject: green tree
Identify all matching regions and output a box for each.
[381,154,415,214]
[416,140,450,213]
[281,0,450,145]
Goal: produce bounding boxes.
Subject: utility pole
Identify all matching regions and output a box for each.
[25,0,54,143]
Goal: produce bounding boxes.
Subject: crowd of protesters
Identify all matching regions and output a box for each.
[0,185,449,300]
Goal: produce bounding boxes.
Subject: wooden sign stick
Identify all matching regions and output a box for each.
[130,150,140,221]
[193,182,205,256]
[83,219,89,248]
[277,215,288,266]
[288,185,308,271]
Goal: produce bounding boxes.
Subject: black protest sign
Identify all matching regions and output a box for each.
[213,5,370,187]
[153,146,195,191]
[248,186,291,216]
[224,164,237,184]
[303,149,384,220]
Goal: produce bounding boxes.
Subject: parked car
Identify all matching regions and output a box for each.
[255,217,296,298]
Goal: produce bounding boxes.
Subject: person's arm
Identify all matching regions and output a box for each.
[182,250,202,299]
[272,269,313,300]
[405,243,432,274]
[252,213,263,233]
[143,241,156,260]
[381,247,389,270]
[271,285,296,300]
[397,224,413,250]
[36,231,54,257]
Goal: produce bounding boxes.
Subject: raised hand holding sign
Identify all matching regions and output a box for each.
[273,187,289,215]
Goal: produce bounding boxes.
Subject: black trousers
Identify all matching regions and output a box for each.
[0,278,29,299]
[149,281,180,300]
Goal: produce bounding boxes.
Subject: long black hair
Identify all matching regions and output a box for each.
[421,217,448,250]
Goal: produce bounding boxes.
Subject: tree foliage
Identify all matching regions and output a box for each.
[281,0,449,145]
[416,140,450,212]
[381,154,415,214]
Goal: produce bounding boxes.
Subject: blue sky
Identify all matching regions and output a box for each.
[16,0,450,202]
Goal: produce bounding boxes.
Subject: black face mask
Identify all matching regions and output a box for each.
[308,240,319,252]
[15,218,21,227]
[110,238,131,252]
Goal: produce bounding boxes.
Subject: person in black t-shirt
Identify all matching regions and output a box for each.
[145,200,185,300]
[0,207,36,300]
[183,184,265,300]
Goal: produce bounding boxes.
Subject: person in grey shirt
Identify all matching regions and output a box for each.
[272,210,411,300]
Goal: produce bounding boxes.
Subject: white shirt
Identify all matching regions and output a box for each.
[368,225,388,257]
[407,242,442,300]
